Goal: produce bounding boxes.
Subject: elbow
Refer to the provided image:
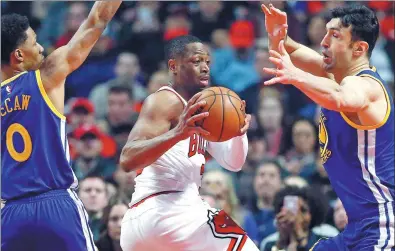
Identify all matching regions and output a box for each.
[119,147,139,173]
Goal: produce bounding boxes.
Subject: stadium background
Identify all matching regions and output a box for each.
[2,1,394,250]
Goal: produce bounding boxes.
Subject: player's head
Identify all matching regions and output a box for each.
[1,13,44,70]
[320,5,379,72]
[165,35,210,94]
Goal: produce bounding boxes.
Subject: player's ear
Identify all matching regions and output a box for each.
[168,59,177,74]
[353,41,369,57]
[14,49,24,62]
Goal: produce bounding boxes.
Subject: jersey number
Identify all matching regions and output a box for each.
[6,123,32,162]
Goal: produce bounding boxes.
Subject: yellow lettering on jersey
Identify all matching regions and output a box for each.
[319,112,332,164]
[14,96,21,110]
[21,95,31,110]
[0,95,31,116]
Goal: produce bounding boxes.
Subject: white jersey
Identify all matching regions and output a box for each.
[130,86,207,206]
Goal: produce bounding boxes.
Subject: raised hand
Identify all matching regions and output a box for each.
[261,3,288,39]
[263,40,301,86]
[175,92,210,139]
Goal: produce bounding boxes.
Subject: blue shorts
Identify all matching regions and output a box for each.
[2,189,96,251]
[311,214,395,251]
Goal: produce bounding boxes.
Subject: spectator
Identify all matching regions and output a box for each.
[243,159,284,245]
[112,165,136,199]
[78,176,110,242]
[202,170,247,226]
[72,125,117,180]
[55,2,88,48]
[282,118,318,182]
[97,85,138,136]
[89,52,146,119]
[260,185,329,251]
[256,88,286,157]
[67,98,96,133]
[95,196,129,251]
[333,198,348,231]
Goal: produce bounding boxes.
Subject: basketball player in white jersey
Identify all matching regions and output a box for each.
[119,35,259,251]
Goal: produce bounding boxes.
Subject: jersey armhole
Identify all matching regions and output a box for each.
[35,70,66,120]
[340,74,391,130]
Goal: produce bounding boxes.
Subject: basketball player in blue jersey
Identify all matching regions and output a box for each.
[1,2,121,250]
[261,4,394,251]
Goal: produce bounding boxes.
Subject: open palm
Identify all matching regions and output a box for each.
[261,4,288,38]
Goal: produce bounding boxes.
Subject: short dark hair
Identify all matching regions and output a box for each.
[273,185,328,229]
[108,85,133,99]
[164,35,202,63]
[329,4,379,58]
[1,13,30,64]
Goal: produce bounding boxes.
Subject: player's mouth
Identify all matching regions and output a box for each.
[322,51,332,64]
[199,76,209,86]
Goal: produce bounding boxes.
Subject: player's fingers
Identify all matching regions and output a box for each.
[269,50,282,59]
[264,76,284,86]
[262,67,278,76]
[186,100,207,117]
[187,92,203,108]
[279,40,288,56]
[192,127,210,136]
[269,57,282,67]
[261,4,271,15]
[187,112,209,125]
[271,6,287,17]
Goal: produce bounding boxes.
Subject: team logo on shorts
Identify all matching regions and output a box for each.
[207,209,247,251]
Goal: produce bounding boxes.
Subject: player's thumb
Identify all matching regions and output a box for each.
[279,40,287,56]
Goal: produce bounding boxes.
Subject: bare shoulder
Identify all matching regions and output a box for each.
[342,75,385,102]
[127,90,184,141]
[140,90,184,120]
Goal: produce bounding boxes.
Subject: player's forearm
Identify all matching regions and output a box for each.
[119,129,183,172]
[292,70,352,112]
[208,134,248,172]
[269,34,300,56]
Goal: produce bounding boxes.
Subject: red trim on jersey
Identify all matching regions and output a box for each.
[130,191,181,209]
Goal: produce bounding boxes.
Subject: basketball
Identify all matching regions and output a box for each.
[194,87,246,142]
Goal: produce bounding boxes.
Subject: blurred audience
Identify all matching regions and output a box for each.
[6,2,392,250]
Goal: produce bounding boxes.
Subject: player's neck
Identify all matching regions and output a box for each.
[333,61,371,83]
[1,64,25,82]
[170,82,194,101]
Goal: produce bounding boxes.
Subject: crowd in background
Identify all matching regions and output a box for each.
[2,1,394,250]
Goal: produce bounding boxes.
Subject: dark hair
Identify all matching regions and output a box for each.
[1,13,30,64]
[108,85,133,99]
[256,158,283,177]
[329,4,379,58]
[164,35,202,63]
[279,116,318,155]
[273,185,328,229]
[101,194,130,225]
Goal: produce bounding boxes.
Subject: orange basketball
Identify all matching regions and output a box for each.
[194,87,246,142]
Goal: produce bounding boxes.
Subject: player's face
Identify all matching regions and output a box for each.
[177,42,210,93]
[17,27,44,71]
[320,18,354,73]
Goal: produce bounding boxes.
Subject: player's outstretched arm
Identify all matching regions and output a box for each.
[261,4,330,78]
[40,1,122,89]
[263,41,380,113]
[206,113,251,172]
[119,92,210,172]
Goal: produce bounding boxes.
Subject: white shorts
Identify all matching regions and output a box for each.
[120,191,259,251]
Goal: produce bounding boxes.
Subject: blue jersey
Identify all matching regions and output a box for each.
[1,70,77,201]
[319,67,394,222]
